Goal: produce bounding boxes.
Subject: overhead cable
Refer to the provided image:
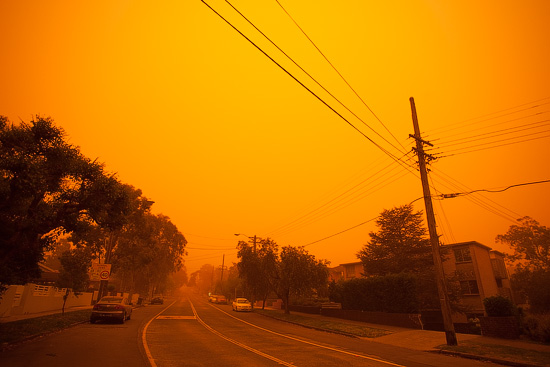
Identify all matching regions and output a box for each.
[273,0,407,153]
[200,0,413,171]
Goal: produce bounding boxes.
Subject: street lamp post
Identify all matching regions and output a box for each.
[234,233,257,253]
[234,233,258,308]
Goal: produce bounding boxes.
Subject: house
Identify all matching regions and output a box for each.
[328,262,363,282]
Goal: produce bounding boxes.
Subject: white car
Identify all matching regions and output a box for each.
[232,298,252,312]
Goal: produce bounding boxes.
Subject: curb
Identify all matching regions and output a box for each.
[432,349,545,367]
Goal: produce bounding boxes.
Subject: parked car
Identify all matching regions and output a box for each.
[213,295,227,304]
[151,296,164,305]
[90,296,133,324]
[232,298,252,312]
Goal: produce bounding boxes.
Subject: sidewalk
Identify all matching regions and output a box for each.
[276,310,550,366]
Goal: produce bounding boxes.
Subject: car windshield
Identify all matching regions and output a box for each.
[237,299,248,303]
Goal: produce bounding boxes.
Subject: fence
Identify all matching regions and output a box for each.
[0,283,93,318]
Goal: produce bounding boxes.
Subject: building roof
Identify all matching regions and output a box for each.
[444,241,493,251]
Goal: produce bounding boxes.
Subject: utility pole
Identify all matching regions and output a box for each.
[410,97,458,346]
[220,254,225,287]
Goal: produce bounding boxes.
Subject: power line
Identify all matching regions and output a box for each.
[303,217,376,247]
[437,179,550,199]
[273,0,407,153]
[433,130,550,158]
[429,170,524,223]
[423,97,550,138]
[266,153,413,238]
[271,167,410,238]
[429,116,550,149]
[222,0,407,158]
[200,0,413,170]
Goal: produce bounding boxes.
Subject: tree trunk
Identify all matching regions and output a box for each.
[284,290,290,314]
[62,289,69,315]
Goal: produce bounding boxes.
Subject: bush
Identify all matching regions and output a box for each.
[329,273,420,313]
[521,313,550,343]
[483,296,516,317]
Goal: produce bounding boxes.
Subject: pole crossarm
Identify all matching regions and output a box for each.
[408,133,434,147]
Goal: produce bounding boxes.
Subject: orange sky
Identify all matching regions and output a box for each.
[1,0,549,275]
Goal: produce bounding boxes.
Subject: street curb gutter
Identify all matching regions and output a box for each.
[431,349,544,367]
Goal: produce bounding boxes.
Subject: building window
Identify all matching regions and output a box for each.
[454,247,472,263]
[460,280,479,295]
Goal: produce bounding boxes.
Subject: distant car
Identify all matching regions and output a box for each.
[213,295,227,304]
[151,296,164,305]
[90,296,133,324]
[232,298,252,312]
[208,294,217,303]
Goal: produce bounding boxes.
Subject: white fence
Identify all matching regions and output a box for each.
[0,283,93,318]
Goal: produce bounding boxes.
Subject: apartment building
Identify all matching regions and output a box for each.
[329,241,512,321]
[442,241,512,321]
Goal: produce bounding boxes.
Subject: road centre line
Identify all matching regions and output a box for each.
[207,302,405,367]
[141,300,178,367]
[190,301,296,367]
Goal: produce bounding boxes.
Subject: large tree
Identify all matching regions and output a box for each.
[496,216,550,312]
[0,116,133,291]
[236,239,329,314]
[113,211,187,296]
[496,216,549,271]
[275,246,329,314]
[357,204,433,276]
[236,237,278,307]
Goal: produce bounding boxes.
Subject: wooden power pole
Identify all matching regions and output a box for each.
[410,97,458,346]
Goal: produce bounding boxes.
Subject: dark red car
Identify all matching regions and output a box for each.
[90,296,133,324]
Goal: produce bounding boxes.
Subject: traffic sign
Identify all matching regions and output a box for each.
[89,264,112,281]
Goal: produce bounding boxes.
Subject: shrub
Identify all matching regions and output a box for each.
[329,273,420,313]
[483,296,516,317]
[521,313,550,343]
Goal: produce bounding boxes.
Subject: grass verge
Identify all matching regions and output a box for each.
[256,309,550,366]
[0,310,91,347]
[254,309,392,338]
[438,340,550,367]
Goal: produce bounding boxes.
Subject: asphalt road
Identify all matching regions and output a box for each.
[0,291,497,367]
[0,302,158,367]
[145,291,495,367]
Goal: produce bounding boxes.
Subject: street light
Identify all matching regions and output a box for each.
[234,233,257,252]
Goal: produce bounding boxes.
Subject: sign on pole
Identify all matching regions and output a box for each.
[89,264,112,281]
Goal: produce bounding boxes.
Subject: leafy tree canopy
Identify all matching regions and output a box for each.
[496,216,550,271]
[0,115,133,289]
[276,245,329,313]
[357,204,433,276]
[497,216,550,313]
[236,237,278,303]
[236,238,329,313]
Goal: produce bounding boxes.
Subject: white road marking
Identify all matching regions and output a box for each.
[141,300,178,367]
[208,303,406,367]
[190,301,296,367]
[155,315,196,320]
[143,298,405,367]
